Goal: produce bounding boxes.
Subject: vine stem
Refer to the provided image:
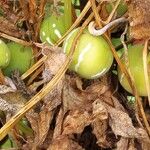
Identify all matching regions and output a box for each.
[64,0,72,30]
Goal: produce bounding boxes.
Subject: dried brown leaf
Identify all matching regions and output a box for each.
[116,137,129,150]
[107,106,140,138]
[127,0,150,40]
[92,119,109,148]
[35,110,54,146]
[43,78,64,104]
[0,97,20,113]
[1,91,27,104]
[0,17,24,38]
[116,138,136,150]
[128,140,136,150]
[61,76,111,138]
[48,135,84,150]
[62,82,92,112]
[43,49,66,81]
[26,96,61,148]
[92,99,108,120]
[140,140,150,150]
[26,110,54,148]
[62,76,108,112]
[62,110,91,135]
[0,85,26,114]
[53,108,65,139]
[91,99,110,148]
[0,85,16,94]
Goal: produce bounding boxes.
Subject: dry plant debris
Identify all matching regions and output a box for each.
[0,0,149,150]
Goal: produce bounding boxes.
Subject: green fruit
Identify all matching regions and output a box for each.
[118,44,150,96]
[0,39,10,68]
[3,42,34,76]
[106,0,127,17]
[63,28,114,79]
[40,15,66,45]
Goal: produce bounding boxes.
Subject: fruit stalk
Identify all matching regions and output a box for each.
[64,0,72,30]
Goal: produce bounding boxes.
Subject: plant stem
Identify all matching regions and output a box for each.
[64,0,72,30]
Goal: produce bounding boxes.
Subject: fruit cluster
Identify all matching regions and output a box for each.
[38,1,150,97]
[1,1,149,98]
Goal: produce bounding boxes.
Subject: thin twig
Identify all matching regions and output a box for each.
[90,0,103,28]
[120,24,129,66]
[0,32,31,46]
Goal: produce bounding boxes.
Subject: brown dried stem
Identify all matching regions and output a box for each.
[0,32,31,46]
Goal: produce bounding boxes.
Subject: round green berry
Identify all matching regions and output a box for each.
[63,28,114,79]
[3,42,34,76]
[118,44,150,96]
[40,15,66,45]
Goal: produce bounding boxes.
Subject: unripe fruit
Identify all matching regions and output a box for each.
[40,15,66,45]
[118,44,150,96]
[0,39,10,68]
[3,42,34,76]
[63,28,114,79]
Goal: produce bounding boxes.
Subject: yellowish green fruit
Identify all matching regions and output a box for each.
[3,42,34,76]
[118,44,150,96]
[0,39,10,68]
[63,28,114,79]
[40,15,66,45]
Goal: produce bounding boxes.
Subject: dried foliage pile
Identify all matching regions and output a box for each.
[0,0,150,150]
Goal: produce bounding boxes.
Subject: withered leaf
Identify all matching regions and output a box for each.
[92,99,108,120]
[0,91,27,104]
[42,47,66,81]
[48,135,84,150]
[0,85,16,94]
[107,106,140,138]
[116,137,129,150]
[26,96,61,148]
[0,97,19,113]
[0,16,24,38]
[116,138,136,150]
[127,0,150,40]
[53,108,65,139]
[92,119,110,148]
[62,76,108,112]
[62,110,91,135]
